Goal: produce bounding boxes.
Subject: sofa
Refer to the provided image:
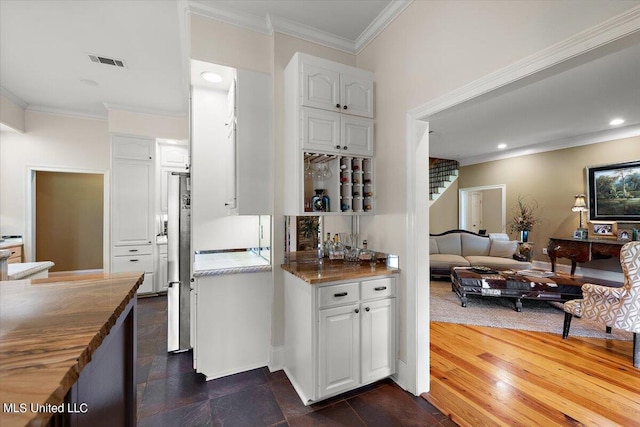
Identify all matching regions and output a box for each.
[430,229,532,278]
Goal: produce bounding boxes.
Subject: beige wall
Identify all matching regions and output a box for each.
[108,109,188,141]
[429,180,459,233]
[0,111,110,241]
[190,15,273,74]
[0,94,25,133]
[458,136,640,265]
[355,0,638,364]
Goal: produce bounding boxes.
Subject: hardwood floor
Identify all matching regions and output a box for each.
[424,322,640,427]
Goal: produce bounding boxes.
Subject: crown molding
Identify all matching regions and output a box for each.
[186,0,410,55]
[355,0,413,53]
[187,1,271,35]
[0,87,28,109]
[410,5,640,120]
[268,13,355,54]
[26,105,107,121]
[458,124,640,166]
[103,102,188,118]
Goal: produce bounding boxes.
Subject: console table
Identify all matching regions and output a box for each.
[547,237,625,275]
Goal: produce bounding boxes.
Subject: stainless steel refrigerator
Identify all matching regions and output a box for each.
[167,172,191,353]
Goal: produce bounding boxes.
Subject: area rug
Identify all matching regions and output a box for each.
[430,281,633,341]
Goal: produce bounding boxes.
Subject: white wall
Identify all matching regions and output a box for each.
[190,85,261,251]
[0,110,109,241]
[0,93,25,133]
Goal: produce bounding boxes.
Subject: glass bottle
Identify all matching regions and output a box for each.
[312,189,329,212]
[323,232,332,258]
[329,234,344,260]
[359,240,374,265]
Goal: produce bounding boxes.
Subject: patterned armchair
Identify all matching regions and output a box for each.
[562,241,640,368]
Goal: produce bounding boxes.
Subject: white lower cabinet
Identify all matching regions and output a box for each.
[284,274,396,404]
[111,245,154,294]
[156,243,168,292]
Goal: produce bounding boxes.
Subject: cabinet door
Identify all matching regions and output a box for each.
[340,73,374,118]
[302,63,340,112]
[113,135,153,160]
[302,107,341,154]
[341,116,373,157]
[361,298,396,384]
[160,145,189,168]
[112,159,154,246]
[318,303,360,398]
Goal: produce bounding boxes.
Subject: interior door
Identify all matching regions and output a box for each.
[35,171,104,271]
[469,191,483,233]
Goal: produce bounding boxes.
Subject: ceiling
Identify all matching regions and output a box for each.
[1,1,638,164]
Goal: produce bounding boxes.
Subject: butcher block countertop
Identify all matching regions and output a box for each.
[0,272,143,427]
[281,251,400,284]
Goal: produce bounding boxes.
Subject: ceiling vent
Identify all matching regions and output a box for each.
[88,54,126,68]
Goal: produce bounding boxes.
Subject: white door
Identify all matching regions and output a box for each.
[341,73,374,118]
[301,63,340,112]
[361,298,396,384]
[318,304,360,398]
[341,116,374,157]
[302,107,341,154]
[469,191,483,233]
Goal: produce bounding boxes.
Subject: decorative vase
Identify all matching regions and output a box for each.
[520,230,529,243]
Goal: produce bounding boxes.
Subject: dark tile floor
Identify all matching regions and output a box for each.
[137,295,456,427]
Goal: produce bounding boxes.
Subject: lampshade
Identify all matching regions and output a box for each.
[571,194,588,212]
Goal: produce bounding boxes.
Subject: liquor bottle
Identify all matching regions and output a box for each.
[329,234,344,260]
[323,233,332,258]
[311,189,326,212]
[359,240,374,265]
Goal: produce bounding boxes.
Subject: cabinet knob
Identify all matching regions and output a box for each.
[354,308,359,314]
[343,146,348,150]
[334,292,348,297]
[335,145,341,150]
[343,105,348,110]
[336,103,341,108]
[365,307,370,312]
[130,259,139,262]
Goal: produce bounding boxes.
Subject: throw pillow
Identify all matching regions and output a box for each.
[489,240,518,258]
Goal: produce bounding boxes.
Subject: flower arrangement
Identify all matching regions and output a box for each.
[509,196,539,232]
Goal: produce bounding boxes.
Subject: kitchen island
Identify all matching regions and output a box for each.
[281,251,400,404]
[0,272,143,427]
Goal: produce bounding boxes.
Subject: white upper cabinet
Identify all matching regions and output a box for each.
[160,145,189,169]
[301,60,373,118]
[285,53,375,215]
[302,64,340,112]
[340,73,374,118]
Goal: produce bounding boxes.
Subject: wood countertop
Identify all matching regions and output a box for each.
[0,272,143,427]
[281,251,400,284]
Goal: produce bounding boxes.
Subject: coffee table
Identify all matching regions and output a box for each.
[450,267,608,312]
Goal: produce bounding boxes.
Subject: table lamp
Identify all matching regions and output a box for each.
[572,194,588,239]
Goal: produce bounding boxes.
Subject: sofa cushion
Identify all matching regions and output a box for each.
[429,238,439,255]
[489,240,518,258]
[489,233,509,241]
[430,254,469,270]
[466,256,532,271]
[434,234,462,256]
[461,233,491,257]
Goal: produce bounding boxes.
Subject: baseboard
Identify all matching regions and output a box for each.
[268,346,285,372]
[391,359,410,393]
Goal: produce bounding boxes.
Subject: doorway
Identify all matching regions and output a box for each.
[459,185,506,233]
[28,168,108,273]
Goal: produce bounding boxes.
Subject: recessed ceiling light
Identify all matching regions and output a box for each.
[201,72,222,83]
[609,118,625,126]
[497,143,507,149]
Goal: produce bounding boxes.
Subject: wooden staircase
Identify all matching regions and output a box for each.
[429,158,459,202]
